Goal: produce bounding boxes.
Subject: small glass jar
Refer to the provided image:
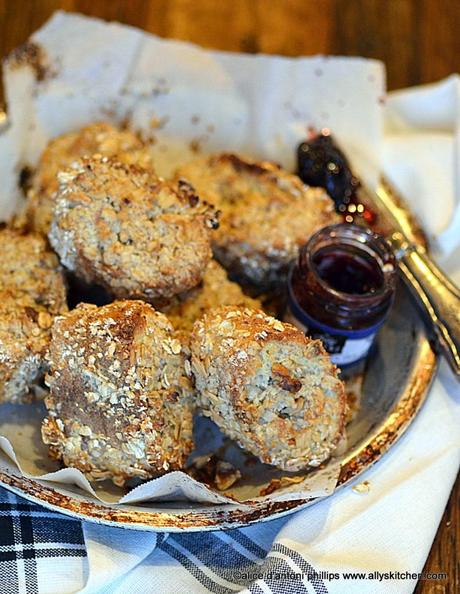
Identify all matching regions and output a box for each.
[286,223,397,367]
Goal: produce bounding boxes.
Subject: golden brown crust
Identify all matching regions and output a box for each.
[21,122,154,235]
[0,228,67,315]
[0,229,67,403]
[175,153,340,288]
[49,156,218,302]
[190,306,346,471]
[42,300,195,486]
[0,289,53,403]
[159,260,262,339]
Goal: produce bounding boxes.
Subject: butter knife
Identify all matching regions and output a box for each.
[362,180,460,378]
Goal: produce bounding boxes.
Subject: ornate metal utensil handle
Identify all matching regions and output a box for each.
[390,231,460,378]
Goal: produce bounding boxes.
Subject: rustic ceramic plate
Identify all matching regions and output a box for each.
[0,182,437,530]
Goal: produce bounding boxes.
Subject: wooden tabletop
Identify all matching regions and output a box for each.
[0,1,458,592]
[1,0,459,90]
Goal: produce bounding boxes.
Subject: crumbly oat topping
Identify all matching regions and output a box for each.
[158,259,261,340]
[0,229,67,403]
[42,300,195,486]
[49,155,218,302]
[20,122,155,236]
[176,153,340,288]
[0,228,67,315]
[0,290,52,404]
[190,305,346,471]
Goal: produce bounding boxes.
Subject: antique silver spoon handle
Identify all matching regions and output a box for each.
[389,231,460,378]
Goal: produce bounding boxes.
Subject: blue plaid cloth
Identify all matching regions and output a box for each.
[0,487,86,593]
[0,486,330,594]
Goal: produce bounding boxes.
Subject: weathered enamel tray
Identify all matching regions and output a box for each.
[0,182,437,530]
[0,11,440,531]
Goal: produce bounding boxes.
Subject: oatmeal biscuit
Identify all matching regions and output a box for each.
[0,229,67,402]
[160,260,261,337]
[0,228,67,314]
[22,122,154,235]
[190,306,345,471]
[0,289,54,403]
[49,156,218,302]
[176,153,339,288]
[42,300,194,486]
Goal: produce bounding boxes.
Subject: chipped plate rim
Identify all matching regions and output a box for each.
[0,169,438,530]
[0,313,437,531]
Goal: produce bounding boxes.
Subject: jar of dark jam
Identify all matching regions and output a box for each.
[286,224,397,367]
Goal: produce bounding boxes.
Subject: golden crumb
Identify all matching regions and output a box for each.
[20,122,155,236]
[176,153,339,288]
[42,300,194,486]
[49,156,218,302]
[190,305,345,471]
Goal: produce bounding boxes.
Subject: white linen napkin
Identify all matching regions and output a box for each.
[76,78,460,594]
[383,75,460,265]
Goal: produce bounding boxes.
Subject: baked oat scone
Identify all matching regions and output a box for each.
[21,122,154,235]
[190,306,345,471]
[42,300,194,486]
[175,153,340,289]
[0,228,67,315]
[0,229,67,403]
[0,289,54,404]
[49,156,219,302]
[160,259,262,338]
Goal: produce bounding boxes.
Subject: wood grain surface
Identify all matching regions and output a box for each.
[0,0,459,89]
[0,1,458,592]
